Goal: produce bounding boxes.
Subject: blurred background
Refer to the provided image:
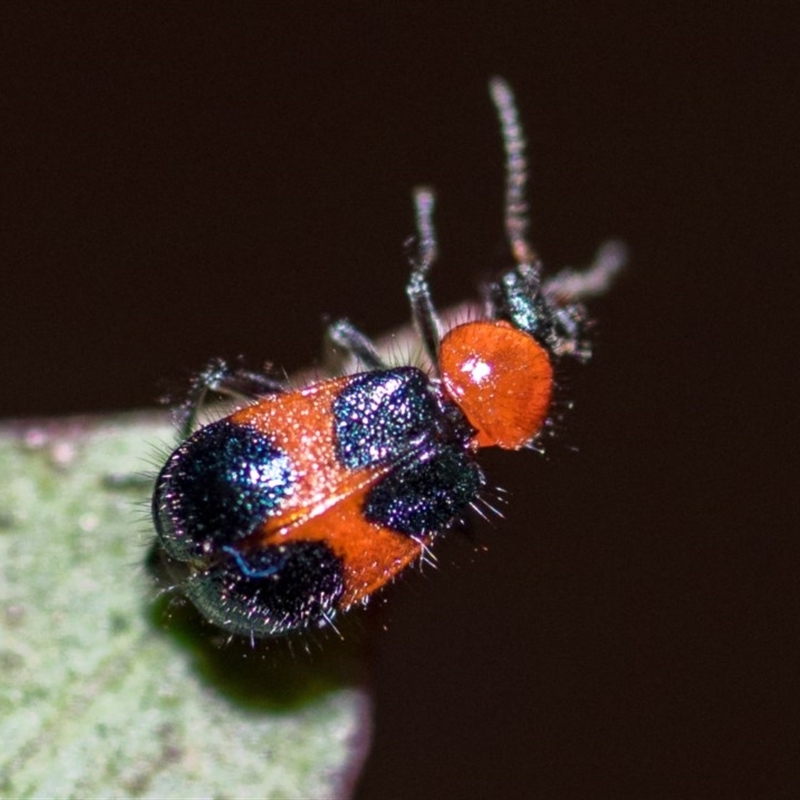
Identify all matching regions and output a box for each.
[2,4,795,798]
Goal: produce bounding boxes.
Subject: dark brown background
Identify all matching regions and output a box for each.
[2,3,796,798]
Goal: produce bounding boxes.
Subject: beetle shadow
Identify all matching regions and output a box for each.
[145,544,371,713]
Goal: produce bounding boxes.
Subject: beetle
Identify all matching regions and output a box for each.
[151,78,625,639]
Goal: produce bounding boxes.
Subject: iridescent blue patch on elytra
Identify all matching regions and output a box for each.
[364,447,483,536]
[185,541,344,637]
[154,419,295,560]
[333,367,440,469]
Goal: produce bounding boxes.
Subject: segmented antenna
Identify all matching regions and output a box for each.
[488,76,537,268]
[543,240,629,302]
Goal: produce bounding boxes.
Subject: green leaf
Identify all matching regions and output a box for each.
[0,413,371,799]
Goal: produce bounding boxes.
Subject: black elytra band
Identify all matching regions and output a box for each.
[333,367,483,538]
[154,419,296,561]
[186,540,345,637]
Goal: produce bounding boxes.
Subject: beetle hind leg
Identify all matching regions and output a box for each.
[177,358,287,438]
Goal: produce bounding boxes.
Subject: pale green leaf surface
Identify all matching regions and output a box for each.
[0,413,371,799]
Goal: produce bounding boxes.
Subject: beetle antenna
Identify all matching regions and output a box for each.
[489,76,538,268]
